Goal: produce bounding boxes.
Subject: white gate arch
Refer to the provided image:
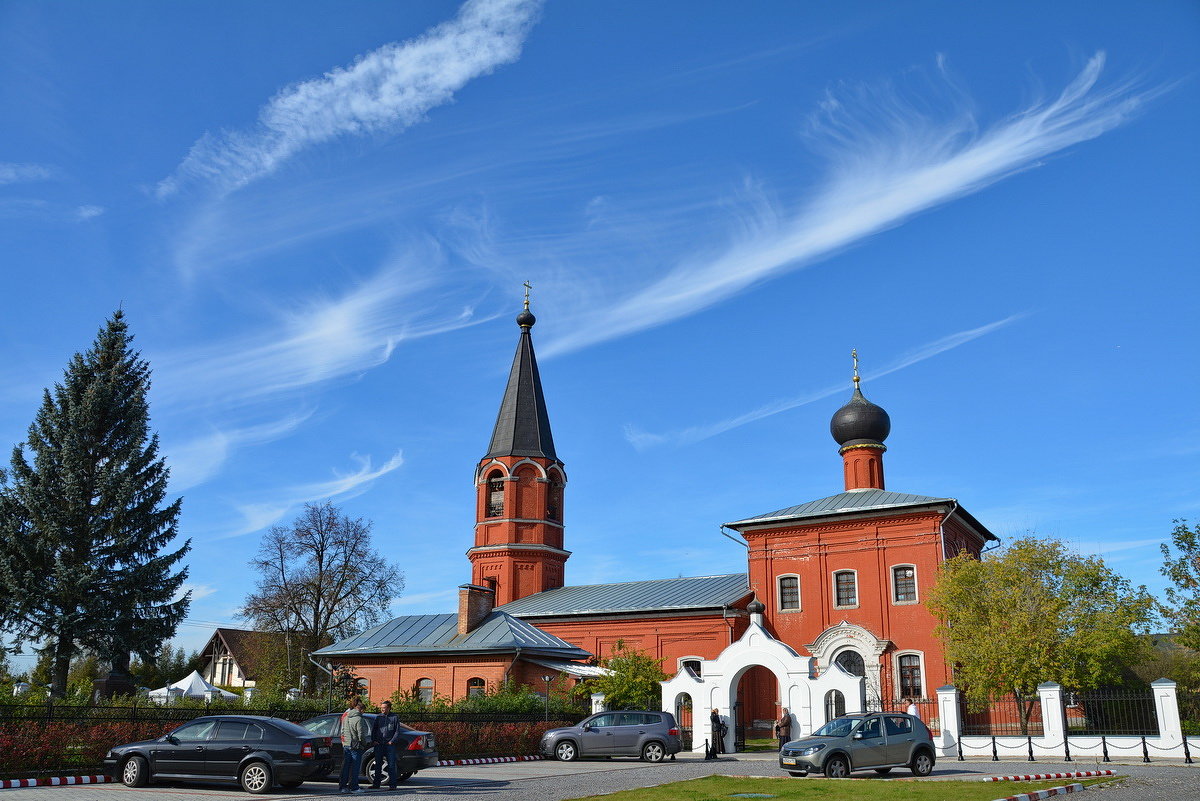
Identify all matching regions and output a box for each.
[662,616,864,753]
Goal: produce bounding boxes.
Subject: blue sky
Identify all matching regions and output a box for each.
[2,0,1197,674]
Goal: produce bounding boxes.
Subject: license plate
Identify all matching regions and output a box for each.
[781,758,797,765]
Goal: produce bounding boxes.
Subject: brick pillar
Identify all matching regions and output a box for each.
[457,583,495,635]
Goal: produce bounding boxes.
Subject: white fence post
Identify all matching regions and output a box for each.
[936,685,960,758]
[1151,678,1183,748]
[1038,682,1066,756]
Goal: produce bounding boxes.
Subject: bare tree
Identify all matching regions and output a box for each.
[240,502,403,691]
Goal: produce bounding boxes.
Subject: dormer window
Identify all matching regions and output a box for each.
[486,471,504,517]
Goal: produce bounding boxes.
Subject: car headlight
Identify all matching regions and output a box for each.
[797,744,826,756]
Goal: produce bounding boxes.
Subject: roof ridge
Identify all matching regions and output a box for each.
[532,573,745,592]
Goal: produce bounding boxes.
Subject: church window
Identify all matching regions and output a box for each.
[834,570,858,608]
[892,565,917,603]
[898,654,923,698]
[778,575,800,610]
[466,677,486,697]
[547,476,562,521]
[834,649,865,677]
[679,658,702,677]
[416,678,434,705]
[486,471,504,517]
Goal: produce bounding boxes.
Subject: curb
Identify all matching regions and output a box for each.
[0,776,111,790]
[437,755,545,766]
[991,782,1085,801]
[985,771,1114,782]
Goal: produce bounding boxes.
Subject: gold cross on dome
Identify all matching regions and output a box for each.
[852,349,860,385]
[523,280,532,310]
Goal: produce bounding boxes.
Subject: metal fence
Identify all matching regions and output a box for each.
[1063,689,1158,736]
[959,693,1044,737]
[1180,690,1200,736]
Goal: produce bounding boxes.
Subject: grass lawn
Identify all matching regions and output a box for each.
[574,775,1120,801]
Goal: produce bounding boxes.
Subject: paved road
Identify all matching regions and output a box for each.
[2,754,1196,800]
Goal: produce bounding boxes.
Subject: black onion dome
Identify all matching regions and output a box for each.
[516,309,536,328]
[747,599,766,614]
[830,387,891,447]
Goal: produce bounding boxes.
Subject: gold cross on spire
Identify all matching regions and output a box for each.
[523,280,532,311]
[852,348,860,386]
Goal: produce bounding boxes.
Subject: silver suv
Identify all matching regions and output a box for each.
[779,712,935,778]
[540,711,682,762]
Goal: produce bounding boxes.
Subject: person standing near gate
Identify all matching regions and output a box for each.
[774,707,792,750]
[709,708,726,754]
[370,700,401,790]
[339,697,369,794]
[905,697,920,719]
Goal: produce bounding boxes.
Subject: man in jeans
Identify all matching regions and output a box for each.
[339,697,369,794]
[370,700,402,790]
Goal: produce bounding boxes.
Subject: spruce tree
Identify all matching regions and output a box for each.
[0,311,190,697]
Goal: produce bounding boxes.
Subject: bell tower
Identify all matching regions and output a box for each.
[468,290,568,606]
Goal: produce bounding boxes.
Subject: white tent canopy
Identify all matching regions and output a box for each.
[149,670,240,702]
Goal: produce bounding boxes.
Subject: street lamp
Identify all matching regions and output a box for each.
[542,675,553,721]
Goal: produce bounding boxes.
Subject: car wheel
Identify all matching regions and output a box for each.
[362,755,391,785]
[787,771,807,777]
[874,767,892,775]
[121,756,149,788]
[239,760,273,794]
[641,741,666,763]
[279,779,303,789]
[396,771,414,782]
[823,754,850,779]
[554,741,578,762]
[910,749,934,777]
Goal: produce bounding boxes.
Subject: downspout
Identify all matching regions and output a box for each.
[505,646,522,683]
[308,653,334,712]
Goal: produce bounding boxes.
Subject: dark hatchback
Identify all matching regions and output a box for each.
[299,712,438,785]
[104,715,333,794]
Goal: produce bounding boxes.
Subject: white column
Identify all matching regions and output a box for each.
[936,685,960,756]
[1038,682,1066,754]
[1151,678,1183,747]
[590,693,606,714]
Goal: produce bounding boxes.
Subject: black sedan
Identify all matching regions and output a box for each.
[104,715,333,794]
[299,712,438,785]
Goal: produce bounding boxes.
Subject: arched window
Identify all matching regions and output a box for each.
[833,570,858,608]
[892,565,917,604]
[546,474,563,521]
[678,657,702,678]
[834,649,865,677]
[485,471,504,517]
[415,678,434,705]
[898,654,923,698]
[777,574,800,610]
[466,677,486,698]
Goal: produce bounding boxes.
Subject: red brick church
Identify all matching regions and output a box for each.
[315,300,997,729]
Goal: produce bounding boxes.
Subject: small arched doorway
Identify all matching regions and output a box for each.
[824,689,846,722]
[734,664,780,751]
[673,693,694,750]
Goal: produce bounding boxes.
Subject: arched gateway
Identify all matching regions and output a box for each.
[661,610,864,753]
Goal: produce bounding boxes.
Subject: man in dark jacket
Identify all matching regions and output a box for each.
[370,700,402,790]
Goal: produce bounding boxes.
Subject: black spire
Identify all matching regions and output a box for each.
[485,300,557,461]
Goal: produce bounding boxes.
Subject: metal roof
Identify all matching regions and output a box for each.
[522,656,611,679]
[497,574,750,617]
[312,611,590,659]
[725,489,954,528]
[486,320,557,461]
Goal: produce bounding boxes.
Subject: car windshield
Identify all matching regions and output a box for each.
[810,717,864,737]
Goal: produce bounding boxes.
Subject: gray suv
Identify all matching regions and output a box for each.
[540,711,682,762]
[779,712,935,778]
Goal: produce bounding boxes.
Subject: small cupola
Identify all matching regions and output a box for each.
[830,350,890,491]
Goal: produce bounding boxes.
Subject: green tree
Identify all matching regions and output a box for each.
[928,536,1155,729]
[1161,519,1200,650]
[129,644,204,689]
[240,501,403,691]
[581,640,668,711]
[0,311,191,697]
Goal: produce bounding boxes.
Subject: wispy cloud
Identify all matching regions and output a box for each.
[222,450,405,538]
[0,162,54,184]
[76,205,104,220]
[544,53,1156,357]
[625,314,1023,448]
[157,0,543,198]
[163,410,314,492]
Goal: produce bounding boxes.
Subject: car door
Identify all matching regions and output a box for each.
[205,719,264,778]
[579,713,617,755]
[609,712,648,755]
[850,716,887,768]
[883,715,916,764]
[152,719,217,775]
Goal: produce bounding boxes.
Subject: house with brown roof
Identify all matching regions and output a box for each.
[198,628,291,689]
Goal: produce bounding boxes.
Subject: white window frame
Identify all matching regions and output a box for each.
[890,563,919,605]
[677,656,704,678]
[832,569,859,609]
[777,573,801,612]
[894,651,925,699]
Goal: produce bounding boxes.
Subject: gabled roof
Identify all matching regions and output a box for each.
[724,488,997,540]
[497,574,751,617]
[486,324,557,461]
[311,610,590,659]
[201,628,288,681]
